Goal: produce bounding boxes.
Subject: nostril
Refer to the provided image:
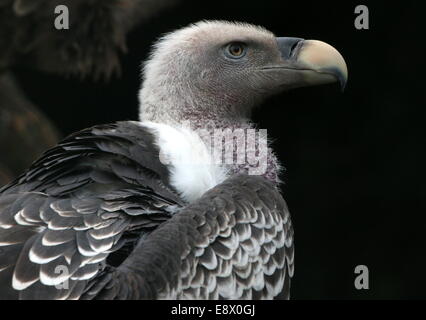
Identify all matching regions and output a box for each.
[289,41,301,57]
[276,37,304,60]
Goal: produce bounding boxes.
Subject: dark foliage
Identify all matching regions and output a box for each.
[0,0,178,184]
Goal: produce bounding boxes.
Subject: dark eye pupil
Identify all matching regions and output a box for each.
[230,44,243,56]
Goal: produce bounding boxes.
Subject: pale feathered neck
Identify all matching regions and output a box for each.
[140,109,282,187]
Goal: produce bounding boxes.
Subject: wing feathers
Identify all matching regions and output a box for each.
[149,174,294,300]
[0,122,292,300]
[12,234,39,290]
[0,122,181,299]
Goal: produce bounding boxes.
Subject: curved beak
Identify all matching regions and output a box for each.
[267,37,348,91]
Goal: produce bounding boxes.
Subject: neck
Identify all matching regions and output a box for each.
[140,102,281,185]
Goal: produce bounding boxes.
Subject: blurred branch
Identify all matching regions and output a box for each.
[0,0,180,185]
[0,72,59,184]
[0,0,179,80]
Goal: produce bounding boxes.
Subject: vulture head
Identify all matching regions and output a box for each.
[139,21,347,186]
[139,21,347,125]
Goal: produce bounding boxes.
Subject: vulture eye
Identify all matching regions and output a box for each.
[225,42,247,59]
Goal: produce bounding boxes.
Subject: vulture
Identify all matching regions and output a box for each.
[0,21,347,300]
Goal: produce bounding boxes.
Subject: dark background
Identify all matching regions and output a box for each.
[8,0,426,299]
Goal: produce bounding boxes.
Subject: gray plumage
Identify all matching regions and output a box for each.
[0,122,181,299]
[82,174,293,300]
[0,122,292,299]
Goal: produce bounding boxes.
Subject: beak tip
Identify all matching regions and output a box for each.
[320,66,348,92]
[295,40,348,92]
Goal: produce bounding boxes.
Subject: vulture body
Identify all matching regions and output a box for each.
[0,121,291,299]
[0,21,347,299]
